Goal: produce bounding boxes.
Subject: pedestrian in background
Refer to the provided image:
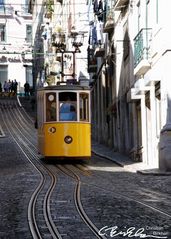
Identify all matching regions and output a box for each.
[24,81,30,98]
[3,81,8,93]
[13,79,18,95]
[10,80,14,93]
[7,80,12,93]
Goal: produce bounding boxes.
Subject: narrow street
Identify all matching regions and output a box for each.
[1,1,171,238]
[0,97,170,239]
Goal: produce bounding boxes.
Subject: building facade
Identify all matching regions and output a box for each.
[0,0,33,94]
[30,0,89,89]
[29,0,171,170]
[88,0,171,170]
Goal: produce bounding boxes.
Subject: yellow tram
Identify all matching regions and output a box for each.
[37,84,91,158]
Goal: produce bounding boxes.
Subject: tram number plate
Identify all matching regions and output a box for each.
[48,127,56,133]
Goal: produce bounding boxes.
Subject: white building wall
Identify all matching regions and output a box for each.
[129,0,171,169]
[0,0,32,94]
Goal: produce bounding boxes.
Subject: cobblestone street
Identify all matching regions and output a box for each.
[0,97,171,239]
[1,0,171,238]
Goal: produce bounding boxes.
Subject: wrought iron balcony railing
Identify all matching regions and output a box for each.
[134,28,152,69]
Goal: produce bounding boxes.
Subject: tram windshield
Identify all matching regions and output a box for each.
[45,90,90,122]
[59,92,77,121]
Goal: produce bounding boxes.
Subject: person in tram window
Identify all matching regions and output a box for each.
[59,99,77,121]
[69,104,77,121]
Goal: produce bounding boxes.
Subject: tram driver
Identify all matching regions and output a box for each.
[59,100,77,121]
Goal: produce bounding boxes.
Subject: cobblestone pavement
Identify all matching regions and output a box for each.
[0,96,170,239]
[0,98,39,238]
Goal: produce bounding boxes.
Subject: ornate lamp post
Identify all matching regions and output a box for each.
[53,31,84,83]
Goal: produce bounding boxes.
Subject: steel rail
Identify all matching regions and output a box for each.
[9,108,62,239]
[0,107,44,239]
[71,164,171,219]
[57,165,107,239]
[17,96,35,124]
[7,107,37,147]
[1,104,62,239]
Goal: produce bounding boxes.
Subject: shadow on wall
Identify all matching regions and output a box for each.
[159,103,171,171]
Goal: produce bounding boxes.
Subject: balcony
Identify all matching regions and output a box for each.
[94,43,105,57]
[134,28,152,76]
[113,0,129,10]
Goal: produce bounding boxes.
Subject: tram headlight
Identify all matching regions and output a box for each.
[64,135,73,144]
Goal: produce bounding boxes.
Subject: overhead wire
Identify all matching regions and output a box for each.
[0,2,87,6]
[0,1,123,19]
[0,1,126,55]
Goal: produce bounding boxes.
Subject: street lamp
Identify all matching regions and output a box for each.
[71,31,84,52]
[51,29,84,83]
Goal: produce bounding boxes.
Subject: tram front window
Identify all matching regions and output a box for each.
[59,93,77,121]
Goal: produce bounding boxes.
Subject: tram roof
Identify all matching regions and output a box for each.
[37,84,90,92]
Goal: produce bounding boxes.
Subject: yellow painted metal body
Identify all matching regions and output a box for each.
[38,122,91,157]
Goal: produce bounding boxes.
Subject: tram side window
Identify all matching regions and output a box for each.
[46,93,56,122]
[59,92,77,121]
[37,93,44,127]
[80,93,89,122]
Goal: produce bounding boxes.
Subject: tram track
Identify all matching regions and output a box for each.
[8,104,107,238]
[69,164,171,219]
[0,103,62,239]
[57,164,107,239]
[0,100,108,239]
[0,98,170,238]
